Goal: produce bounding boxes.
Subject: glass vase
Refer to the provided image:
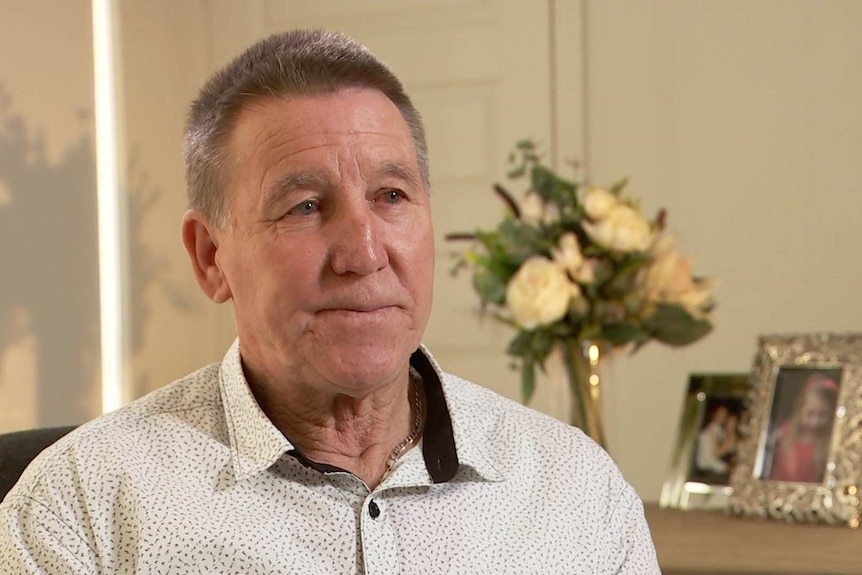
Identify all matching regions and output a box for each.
[560,339,607,449]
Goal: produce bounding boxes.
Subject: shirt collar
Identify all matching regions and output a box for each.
[219,339,504,484]
[412,345,505,483]
[219,340,294,482]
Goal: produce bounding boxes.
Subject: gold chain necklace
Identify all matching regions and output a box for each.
[386,368,425,472]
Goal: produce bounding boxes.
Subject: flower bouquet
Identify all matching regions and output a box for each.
[447,141,715,445]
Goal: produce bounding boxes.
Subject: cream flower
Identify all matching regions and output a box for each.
[640,234,713,319]
[572,258,598,284]
[521,192,545,223]
[552,232,597,285]
[583,187,619,221]
[506,256,580,329]
[542,202,561,225]
[552,232,584,274]
[582,204,652,252]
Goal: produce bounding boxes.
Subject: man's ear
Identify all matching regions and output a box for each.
[181,210,232,303]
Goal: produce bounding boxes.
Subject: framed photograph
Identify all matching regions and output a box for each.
[660,373,750,510]
[729,334,862,526]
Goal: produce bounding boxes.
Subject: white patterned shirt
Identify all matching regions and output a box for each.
[0,340,660,574]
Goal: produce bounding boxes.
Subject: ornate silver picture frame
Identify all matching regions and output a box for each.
[660,373,750,511]
[728,334,862,526]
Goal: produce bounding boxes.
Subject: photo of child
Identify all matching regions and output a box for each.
[688,397,744,486]
[760,368,842,484]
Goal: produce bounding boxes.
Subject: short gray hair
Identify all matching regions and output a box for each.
[182,29,429,227]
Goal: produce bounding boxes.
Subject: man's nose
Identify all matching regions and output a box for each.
[328,202,388,276]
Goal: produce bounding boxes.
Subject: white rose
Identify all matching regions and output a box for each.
[521,192,545,223]
[583,187,619,221]
[582,204,652,252]
[506,256,579,329]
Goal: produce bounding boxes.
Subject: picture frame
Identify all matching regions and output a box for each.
[660,373,751,511]
[728,333,862,527]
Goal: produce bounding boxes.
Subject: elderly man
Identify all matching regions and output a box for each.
[0,30,660,574]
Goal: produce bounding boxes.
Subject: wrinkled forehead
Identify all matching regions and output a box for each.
[221,90,422,213]
[234,91,414,164]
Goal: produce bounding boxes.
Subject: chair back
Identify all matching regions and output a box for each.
[0,426,76,501]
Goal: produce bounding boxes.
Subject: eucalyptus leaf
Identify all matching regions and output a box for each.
[600,323,647,346]
[521,361,536,404]
[532,329,555,362]
[497,219,545,264]
[610,177,629,196]
[646,304,712,346]
[507,165,526,179]
[506,330,535,358]
[530,165,556,202]
[471,266,507,305]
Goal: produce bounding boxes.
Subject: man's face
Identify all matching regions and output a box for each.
[214,88,434,395]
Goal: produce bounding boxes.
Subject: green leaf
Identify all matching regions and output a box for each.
[645,304,712,346]
[530,165,556,202]
[603,253,651,296]
[516,139,536,151]
[506,330,534,358]
[471,266,507,305]
[599,323,647,346]
[533,329,555,362]
[610,177,629,196]
[521,361,536,404]
[497,219,545,264]
[507,165,526,179]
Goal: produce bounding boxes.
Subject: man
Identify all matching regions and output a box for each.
[0,30,660,574]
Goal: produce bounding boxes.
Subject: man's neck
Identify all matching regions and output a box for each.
[247,366,418,489]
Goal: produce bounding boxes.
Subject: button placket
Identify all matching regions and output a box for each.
[360,496,400,575]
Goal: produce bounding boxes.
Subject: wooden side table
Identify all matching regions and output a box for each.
[644,503,861,575]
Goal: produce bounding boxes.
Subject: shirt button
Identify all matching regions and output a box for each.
[368,500,381,519]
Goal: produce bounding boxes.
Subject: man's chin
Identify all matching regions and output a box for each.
[317,344,413,388]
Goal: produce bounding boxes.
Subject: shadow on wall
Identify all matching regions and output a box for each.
[0,82,99,427]
[0,83,194,428]
[125,150,195,397]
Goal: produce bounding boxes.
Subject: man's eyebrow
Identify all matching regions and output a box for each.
[377,160,422,189]
[262,170,330,213]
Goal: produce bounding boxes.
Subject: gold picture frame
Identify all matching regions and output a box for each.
[728,334,862,526]
[660,373,750,511]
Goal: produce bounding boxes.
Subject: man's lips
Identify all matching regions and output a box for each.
[317,304,400,314]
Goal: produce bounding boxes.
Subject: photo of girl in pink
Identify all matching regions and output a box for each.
[762,370,841,484]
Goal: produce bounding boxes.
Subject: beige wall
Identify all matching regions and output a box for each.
[585,0,862,497]
[4,1,861,503]
[118,0,235,399]
[0,1,100,432]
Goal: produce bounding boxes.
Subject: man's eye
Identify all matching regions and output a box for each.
[378,189,405,204]
[288,199,319,216]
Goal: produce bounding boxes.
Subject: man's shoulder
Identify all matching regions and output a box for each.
[77,360,223,437]
[3,361,225,503]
